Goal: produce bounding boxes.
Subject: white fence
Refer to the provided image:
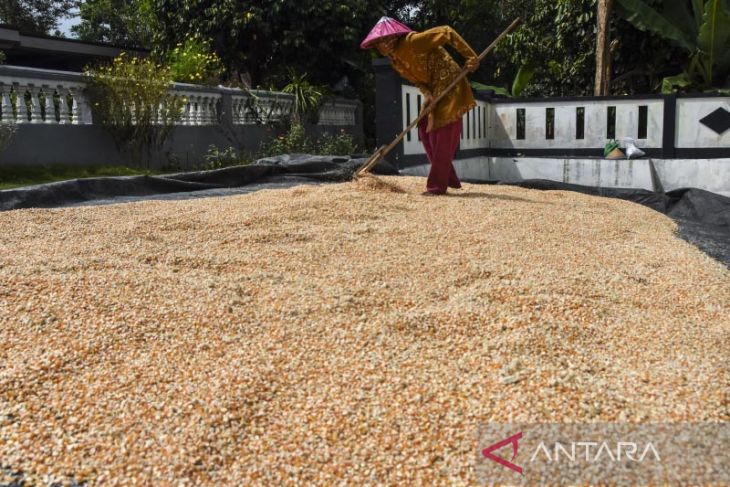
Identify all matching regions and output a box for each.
[0,65,358,128]
[396,82,730,159]
[401,84,490,155]
[490,99,665,150]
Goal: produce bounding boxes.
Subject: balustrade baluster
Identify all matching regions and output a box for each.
[184,97,191,125]
[43,87,56,124]
[192,97,202,125]
[0,84,12,123]
[14,86,28,124]
[28,86,43,123]
[69,88,79,124]
[57,87,69,124]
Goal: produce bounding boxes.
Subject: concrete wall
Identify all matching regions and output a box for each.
[374,59,730,196]
[0,65,364,169]
[401,158,730,197]
[0,122,360,170]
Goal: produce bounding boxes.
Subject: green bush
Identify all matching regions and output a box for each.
[260,123,357,158]
[203,144,249,170]
[85,53,183,167]
[166,35,223,85]
[317,129,356,156]
[282,72,325,124]
[0,50,6,64]
[261,123,311,155]
[202,124,358,171]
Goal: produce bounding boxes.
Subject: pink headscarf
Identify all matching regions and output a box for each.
[360,16,413,50]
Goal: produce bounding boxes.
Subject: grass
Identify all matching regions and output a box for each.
[0,165,161,190]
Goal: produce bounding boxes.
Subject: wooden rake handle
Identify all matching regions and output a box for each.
[356,17,522,177]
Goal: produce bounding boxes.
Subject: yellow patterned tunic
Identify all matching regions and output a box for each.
[388,26,478,132]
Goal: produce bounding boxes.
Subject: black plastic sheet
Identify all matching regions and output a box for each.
[1,158,727,266]
[0,155,398,212]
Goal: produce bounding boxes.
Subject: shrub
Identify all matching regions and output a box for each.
[260,124,358,158]
[203,144,248,170]
[317,129,357,156]
[282,72,325,124]
[85,53,183,167]
[260,123,311,156]
[0,51,6,64]
[166,35,223,85]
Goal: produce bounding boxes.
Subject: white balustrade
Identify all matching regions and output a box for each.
[0,65,358,131]
[318,102,358,126]
[0,66,91,125]
[231,92,294,124]
[154,91,221,126]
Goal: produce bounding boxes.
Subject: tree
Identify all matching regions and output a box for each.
[148,1,413,147]
[150,1,413,88]
[72,0,154,47]
[396,0,525,85]
[0,0,78,35]
[616,0,730,91]
[595,0,615,95]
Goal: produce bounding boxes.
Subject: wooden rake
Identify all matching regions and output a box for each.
[355,17,522,178]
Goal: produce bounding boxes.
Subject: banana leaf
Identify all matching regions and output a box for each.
[692,0,706,31]
[661,72,692,93]
[616,0,697,51]
[511,64,535,97]
[470,81,511,97]
[697,0,730,77]
[663,0,702,41]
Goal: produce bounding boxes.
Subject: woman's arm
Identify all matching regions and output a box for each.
[406,26,479,71]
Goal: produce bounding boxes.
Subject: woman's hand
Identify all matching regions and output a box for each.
[465,57,480,73]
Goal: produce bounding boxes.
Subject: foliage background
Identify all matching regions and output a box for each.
[4,1,728,147]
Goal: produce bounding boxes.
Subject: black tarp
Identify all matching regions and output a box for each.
[0,155,397,212]
[1,156,728,266]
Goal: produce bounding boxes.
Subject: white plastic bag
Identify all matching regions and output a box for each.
[623,138,646,159]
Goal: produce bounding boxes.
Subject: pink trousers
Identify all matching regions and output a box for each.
[418,118,463,194]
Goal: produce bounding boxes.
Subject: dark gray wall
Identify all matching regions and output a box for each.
[0,109,364,170]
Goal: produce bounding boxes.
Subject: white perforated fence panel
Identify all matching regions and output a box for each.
[676,98,730,148]
[401,85,489,155]
[399,84,670,154]
[490,99,664,149]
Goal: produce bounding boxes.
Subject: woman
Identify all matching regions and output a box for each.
[361,17,480,195]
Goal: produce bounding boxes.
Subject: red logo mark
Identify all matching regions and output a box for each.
[482,432,523,475]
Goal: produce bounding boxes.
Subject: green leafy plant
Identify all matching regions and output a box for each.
[85,53,184,167]
[472,63,535,97]
[240,89,293,126]
[617,0,730,92]
[282,71,325,124]
[260,123,357,158]
[166,35,223,85]
[0,50,6,64]
[317,129,357,156]
[261,123,311,155]
[497,0,599,96]
[203,144,248,169]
